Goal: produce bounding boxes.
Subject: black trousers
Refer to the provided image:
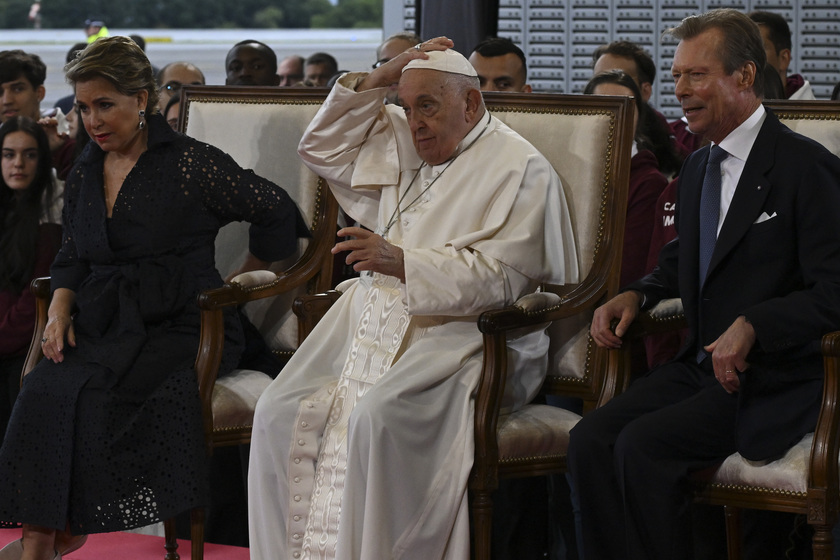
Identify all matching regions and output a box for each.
[567,360,740,560]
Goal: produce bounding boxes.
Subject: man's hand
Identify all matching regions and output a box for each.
[357,36,454,92]
[333,227,405,282]
[590,291,642,349]
[704,315,755,393]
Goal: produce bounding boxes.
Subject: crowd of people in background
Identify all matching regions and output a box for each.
[2,7,840,560]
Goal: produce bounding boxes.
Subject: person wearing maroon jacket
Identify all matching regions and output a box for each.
[585,70,669,381]
[0,116,61,442]
[585,70,668,289]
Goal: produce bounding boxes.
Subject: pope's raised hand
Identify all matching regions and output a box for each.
[358,37,454,92]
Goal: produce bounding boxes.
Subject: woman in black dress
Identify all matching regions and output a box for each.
[0,36,307,559]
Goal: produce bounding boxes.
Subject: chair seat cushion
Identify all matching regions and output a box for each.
[212,368,273,431]
[497,404,582,462]
[709,433,812,494]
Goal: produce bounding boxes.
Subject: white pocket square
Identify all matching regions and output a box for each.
[754,211,777,224]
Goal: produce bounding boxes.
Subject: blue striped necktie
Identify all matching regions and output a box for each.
[698,145,728,288]
[696,145,728,363]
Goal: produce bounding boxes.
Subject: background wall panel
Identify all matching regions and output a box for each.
[397,0,840,119]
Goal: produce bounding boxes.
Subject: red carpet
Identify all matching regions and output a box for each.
[0,528,249,559]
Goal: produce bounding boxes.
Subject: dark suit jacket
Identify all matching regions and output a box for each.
[629,109,840,460]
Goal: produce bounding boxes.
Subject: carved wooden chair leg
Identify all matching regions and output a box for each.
[723,505,742,560]
[190,507,205,560]
[811,523,834,560]
[163,517,180,560]
[470,490,493,560]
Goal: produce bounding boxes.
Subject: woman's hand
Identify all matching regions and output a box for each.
[41,288,77,363]
[41,314,75,363]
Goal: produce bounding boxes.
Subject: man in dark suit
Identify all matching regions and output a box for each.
[567,8,840,560]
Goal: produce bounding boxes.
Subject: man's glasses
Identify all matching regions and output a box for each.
[372,59,389,69]
[159,81,203,93]
[159,81,183,93]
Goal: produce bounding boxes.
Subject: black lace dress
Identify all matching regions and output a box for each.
[0,114,307,534]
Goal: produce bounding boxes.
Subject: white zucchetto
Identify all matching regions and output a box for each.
[402,49,478,77]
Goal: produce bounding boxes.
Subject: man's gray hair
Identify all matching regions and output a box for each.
[664,8,766,98]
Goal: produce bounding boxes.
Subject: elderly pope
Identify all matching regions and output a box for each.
[248,38,579,560]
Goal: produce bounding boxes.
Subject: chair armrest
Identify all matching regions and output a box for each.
[23,277,51,378]
[811,331,840,494]
[293,290,343,345]
[477,285,589,337]
[193,270,317,444]
[623,298,687,340]
[473,288,594,479]
[198,270,311,311]
[229,270,277,288]
[194,273,285,403]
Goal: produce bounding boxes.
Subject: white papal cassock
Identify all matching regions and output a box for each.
[248,72,579,560]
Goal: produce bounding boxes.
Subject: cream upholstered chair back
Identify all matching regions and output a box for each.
[181,86,333,355]
[469,93,633,559]
[767,99,840,158]
[485,92,634,403]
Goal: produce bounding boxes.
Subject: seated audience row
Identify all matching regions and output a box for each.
[0,117,62,443]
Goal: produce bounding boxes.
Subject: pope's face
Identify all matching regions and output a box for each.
[398,69,473,166]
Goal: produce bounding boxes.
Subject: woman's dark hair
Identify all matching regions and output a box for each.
[585,69,646,118]
[163,91,182,130]
[0,116,57,292]
[585,69,683,175]
[762,62,785,100]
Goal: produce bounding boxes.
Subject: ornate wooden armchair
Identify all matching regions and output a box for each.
[623,99,840,560]
[468,92,633,559]
[23,87,338,560]
[293,92,635,559]
[178,86,337,451]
